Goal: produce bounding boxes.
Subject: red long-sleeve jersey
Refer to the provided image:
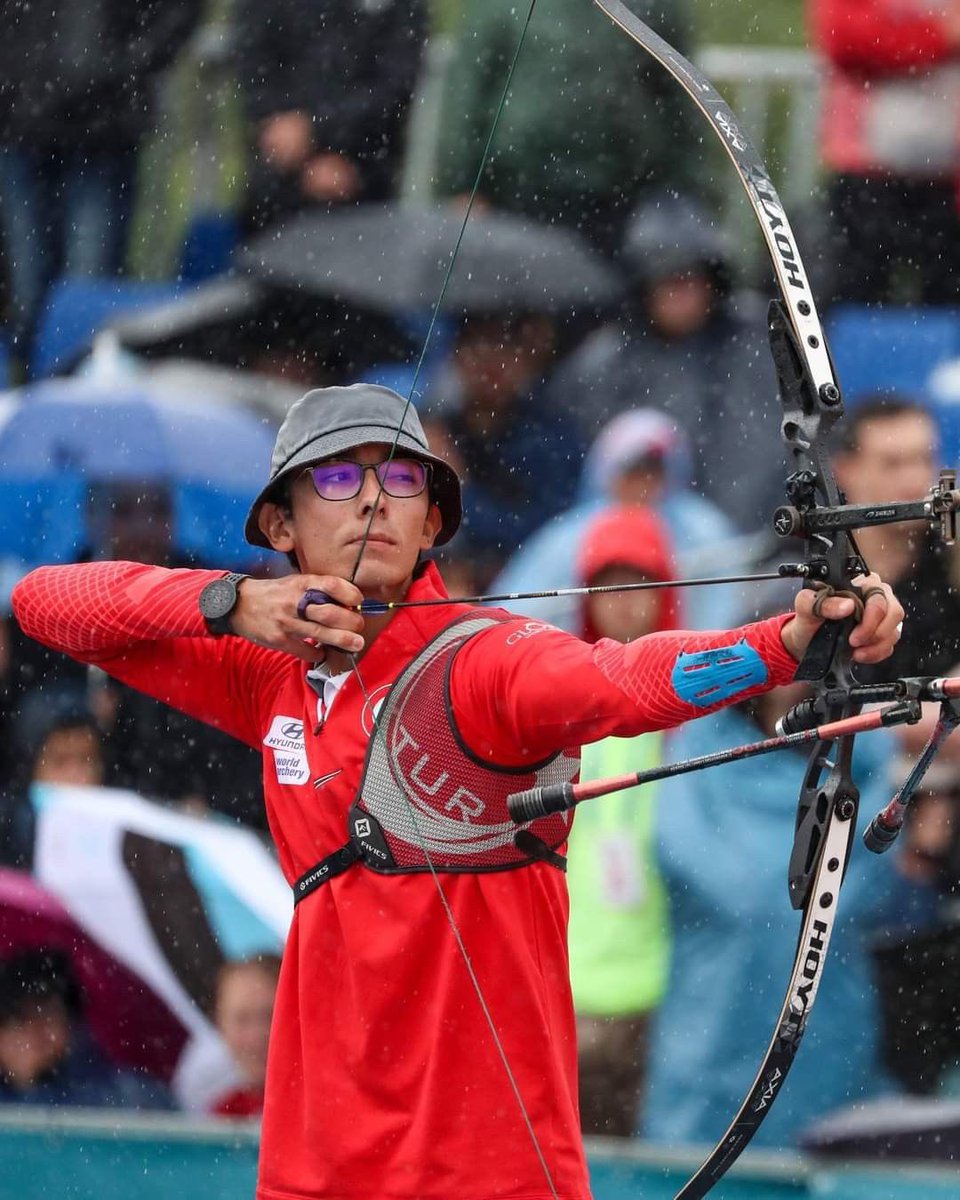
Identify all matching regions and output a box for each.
[13,560,797,1200]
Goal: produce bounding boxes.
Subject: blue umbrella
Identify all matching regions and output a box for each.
[0,378,278,569]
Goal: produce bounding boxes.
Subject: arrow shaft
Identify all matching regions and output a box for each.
[356,567,807,615]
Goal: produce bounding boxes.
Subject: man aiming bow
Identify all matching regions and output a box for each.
[12,384,903,1200]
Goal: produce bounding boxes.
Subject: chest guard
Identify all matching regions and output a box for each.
[292,612,580,902]
[349,612,578,874]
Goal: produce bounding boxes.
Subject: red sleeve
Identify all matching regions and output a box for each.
[450,614,798,765]
[811,0,954,72]
[11,562,289,749]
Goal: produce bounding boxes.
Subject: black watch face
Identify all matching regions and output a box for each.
[202,578,237,619]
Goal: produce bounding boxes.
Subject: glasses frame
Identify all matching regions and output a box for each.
[303,456,432,503]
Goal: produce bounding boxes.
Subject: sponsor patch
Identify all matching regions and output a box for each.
[263,715,309,785]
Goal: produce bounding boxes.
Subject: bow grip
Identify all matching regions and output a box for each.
[793,615,851,684]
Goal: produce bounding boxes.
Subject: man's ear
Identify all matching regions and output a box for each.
[420,503,443,551]
[258,501,296,553]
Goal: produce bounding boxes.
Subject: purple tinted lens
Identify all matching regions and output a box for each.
[310,462,364,500]
[379,459,427,496]
[309,459,428,500]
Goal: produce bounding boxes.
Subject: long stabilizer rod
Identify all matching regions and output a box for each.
[508,700,920,824]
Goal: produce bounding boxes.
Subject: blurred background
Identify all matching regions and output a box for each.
[3,0,960,1196]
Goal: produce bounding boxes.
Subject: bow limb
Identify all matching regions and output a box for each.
[590,2,867,1193]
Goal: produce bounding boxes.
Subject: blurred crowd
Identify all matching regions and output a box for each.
[0,0,959,1158]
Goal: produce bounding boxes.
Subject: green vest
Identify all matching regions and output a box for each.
[567,733,670,1016]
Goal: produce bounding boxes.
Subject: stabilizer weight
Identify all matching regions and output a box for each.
[863,814,901,854]
[507,782,576,824]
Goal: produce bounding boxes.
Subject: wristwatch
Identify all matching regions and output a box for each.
[199,572,249,636]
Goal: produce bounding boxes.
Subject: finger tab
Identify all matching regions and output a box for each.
[297,588,332,620]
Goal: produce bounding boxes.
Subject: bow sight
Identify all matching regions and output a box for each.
[774,467,960,544]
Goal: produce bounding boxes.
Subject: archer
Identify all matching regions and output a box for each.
[11,383,903,1200]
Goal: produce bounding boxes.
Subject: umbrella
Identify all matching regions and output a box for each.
[0,377,277,568]
[30,781,292,1109]
[238,202,623,316]
[138,358,303,425]
[106,274,417,378]
[0,867,188,1082]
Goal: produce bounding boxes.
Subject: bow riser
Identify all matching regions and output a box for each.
[592,2,865,1191]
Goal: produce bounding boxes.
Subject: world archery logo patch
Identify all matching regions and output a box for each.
[263,715,309,786]
[671,640,768,708]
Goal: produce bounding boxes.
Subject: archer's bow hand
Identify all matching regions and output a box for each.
[781,572,904,667]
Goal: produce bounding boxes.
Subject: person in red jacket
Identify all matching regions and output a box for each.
[11,384,902,1200]
[811,0,960,304]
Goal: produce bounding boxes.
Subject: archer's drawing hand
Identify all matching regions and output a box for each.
[781,573,904,666]
[229,575,366,662]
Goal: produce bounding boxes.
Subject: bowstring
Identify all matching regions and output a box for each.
[340,4,561,1197]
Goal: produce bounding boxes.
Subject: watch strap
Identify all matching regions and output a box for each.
[200,571,249,636]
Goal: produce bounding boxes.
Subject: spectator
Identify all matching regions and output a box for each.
[547,194,784,532]
[0,948,172,1108]
[423,311,581,584]
[0,0,203,360]
[810,0,960,305]
[491,408,747,633]
[872,747,960,1096]
[0,687,104,868]
[567,506,677,1137]
[233,0,428,234]
[832,395,960,682]
[211,955,281,1118]
[644,647,901,1147]
[434,0,698,255]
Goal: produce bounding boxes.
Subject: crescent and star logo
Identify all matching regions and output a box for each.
[361,685,390,735]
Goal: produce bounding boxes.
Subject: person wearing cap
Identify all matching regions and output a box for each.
[491,407,743,634]
[11,384,904,1200]
[546,193,783,533]
[566,506,679,1138]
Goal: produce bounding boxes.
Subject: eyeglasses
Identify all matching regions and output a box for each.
[305,457,431,502]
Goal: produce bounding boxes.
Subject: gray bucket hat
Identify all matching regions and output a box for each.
[245,383,462,548]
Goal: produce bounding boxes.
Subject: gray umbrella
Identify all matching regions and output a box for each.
[238,202,623,316]
[104,276,416,377]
